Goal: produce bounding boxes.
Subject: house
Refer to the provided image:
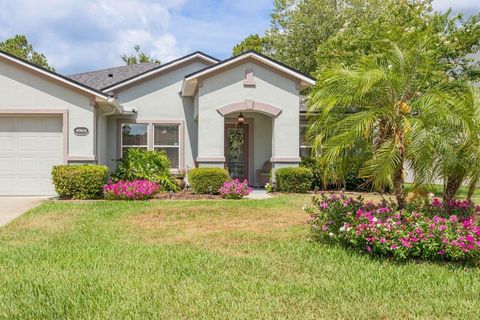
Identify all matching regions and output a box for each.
[0,49,315,196]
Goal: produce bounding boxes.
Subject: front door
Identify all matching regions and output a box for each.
[225,123,249,181]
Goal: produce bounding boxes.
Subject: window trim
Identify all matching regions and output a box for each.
[117,119,184,170]
[299,118,312,157]
[120,123,149,157]
[153,124,181,169]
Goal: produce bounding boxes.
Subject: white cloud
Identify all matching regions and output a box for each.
[0,0,187,73]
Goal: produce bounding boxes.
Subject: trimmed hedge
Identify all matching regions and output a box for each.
[188,168,229,194]
[275,167,313,193]
[52,165,109,199]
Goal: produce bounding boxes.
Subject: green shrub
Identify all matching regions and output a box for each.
[275,167,313,193]
[300,157,323,189]
[112,148,177,191]
[188,168,229,194]
[300,156,370,192]
[52,165,108,199]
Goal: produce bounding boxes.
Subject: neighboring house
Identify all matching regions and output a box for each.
[0,49,315,196]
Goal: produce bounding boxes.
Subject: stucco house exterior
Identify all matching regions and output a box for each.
[0,49,315,196]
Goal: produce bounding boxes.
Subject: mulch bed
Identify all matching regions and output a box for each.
[155,189,222,200]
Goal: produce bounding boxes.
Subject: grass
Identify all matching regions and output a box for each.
[0,194,479,319]
[404,183,480,203]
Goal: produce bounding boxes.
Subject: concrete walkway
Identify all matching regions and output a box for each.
[0,197,47,227]
[246,189,272,200]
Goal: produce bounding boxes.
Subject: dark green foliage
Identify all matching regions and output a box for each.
[188,168,229,194]
[275,167,313,193]
[51,165,108,199]
[111,148,177,191]
[300,157,370,191]
[300,157,323,189]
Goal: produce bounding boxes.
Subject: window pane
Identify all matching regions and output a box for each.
[300,126,308,145]
[300,147,312,158]
[155,147,179,168]
[154,124,179,146]
[122,124,148,146]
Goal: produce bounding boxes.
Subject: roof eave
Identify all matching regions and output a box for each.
[0,50,110,101]
[102,52,219,93]
[181,51,316,96]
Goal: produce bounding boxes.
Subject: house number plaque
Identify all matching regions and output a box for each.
[74,127,89,136]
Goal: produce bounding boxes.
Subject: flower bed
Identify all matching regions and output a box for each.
[306,193,480,263]
[104,180,161,200]
[219,179,253,199]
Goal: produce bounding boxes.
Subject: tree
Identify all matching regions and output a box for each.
[232,34,270,56]
[317,1,480,82]
[308,40,467,208]
[121,45,160,65]
[430,87,480,202]
[0,35,54,71]
[233,0,480,80]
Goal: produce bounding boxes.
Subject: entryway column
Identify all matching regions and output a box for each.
[270,108,301,176]
[196,105,225,168]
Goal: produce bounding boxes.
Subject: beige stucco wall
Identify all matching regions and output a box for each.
[197,60,300,173]
[0,58,96,159]
[105,60,210,170]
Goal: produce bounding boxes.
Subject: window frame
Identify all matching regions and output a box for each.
[299,115,314,158]
[153,124,181,169]
[118,119,184,171]
[120,123,149,157]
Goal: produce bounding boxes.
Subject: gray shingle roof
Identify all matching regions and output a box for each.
[67,62,159,91]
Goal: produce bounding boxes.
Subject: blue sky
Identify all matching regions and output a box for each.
[0,0,478,74]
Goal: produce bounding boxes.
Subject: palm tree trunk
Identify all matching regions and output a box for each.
[443,175,463,203]
[467,176,479,201]
[393,163,406,209]
[393,128,406,209]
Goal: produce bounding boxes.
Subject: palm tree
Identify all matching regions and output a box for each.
[308,40,468,209]
[432,86,480,202]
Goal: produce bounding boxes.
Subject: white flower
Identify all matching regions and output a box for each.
[339,226,345,232]
[329,232,334,237]
[346,227,352,232]
[372,217,378,222]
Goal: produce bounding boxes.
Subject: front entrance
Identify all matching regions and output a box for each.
[225,123,249,181]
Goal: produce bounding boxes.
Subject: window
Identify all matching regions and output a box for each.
[121,123,148,155]
[154,124,180,169]
[120,122,182,169]
[300,116,313,158]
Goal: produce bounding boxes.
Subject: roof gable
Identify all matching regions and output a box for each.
[0,49,109,100]
[101,51,219,92]
[181,50,316,96]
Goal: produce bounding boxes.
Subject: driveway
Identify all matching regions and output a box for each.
[0,197,48,227]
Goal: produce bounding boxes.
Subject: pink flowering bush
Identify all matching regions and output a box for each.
[306,193,480,263]
[219,179,253,199]
[103,180,161,200]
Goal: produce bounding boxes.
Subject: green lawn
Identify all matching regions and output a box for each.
[404,183,480,203]
[0,195,479,319]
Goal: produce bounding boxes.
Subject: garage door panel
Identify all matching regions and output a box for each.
[0,136,15,152]
[0,115,63,196]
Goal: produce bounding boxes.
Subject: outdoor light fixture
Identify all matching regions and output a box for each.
[237,112,245,125]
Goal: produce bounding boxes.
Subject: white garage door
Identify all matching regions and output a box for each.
[0,115,64,196]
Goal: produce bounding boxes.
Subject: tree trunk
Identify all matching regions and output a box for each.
[443,175,463,203]
[467,176,479,201]
[393,163,406,209]
[393,128,406,210]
